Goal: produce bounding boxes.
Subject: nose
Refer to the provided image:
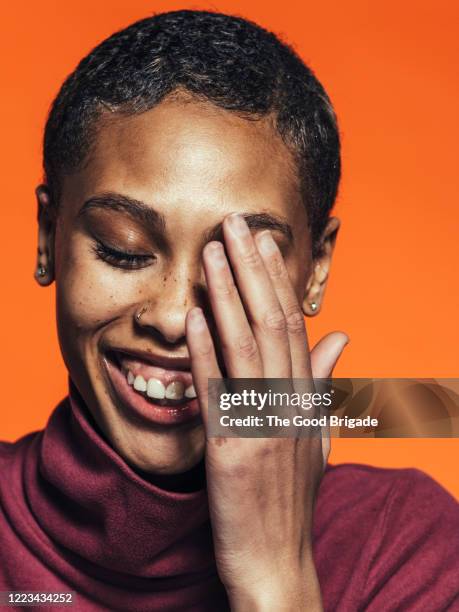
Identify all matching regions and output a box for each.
[134,263,203,346]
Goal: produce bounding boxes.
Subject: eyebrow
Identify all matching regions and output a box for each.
[79,192,293,243]
[78,192,166,232]
[204,213,293,243]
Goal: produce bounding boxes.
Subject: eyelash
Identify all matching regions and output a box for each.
[93,241,156,270]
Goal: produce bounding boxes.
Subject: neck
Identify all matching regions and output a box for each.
[70,380,207,493]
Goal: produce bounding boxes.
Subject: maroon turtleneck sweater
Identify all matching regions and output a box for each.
[1,391,458,611]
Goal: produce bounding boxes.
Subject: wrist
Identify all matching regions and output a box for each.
[229,588,322,612]
[227,560,323,612]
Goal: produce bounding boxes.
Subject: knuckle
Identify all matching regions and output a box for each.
[224,460,249,480]
[240,247,261,268]
[214,277,237,301]
[267,254,285,279]
[285,307,305,335]
[235,333,259,360]
[261,308,287,334]
[254,440,286,462]
[256,442,276,460]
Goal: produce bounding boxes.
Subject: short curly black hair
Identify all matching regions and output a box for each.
[43,10,341,256]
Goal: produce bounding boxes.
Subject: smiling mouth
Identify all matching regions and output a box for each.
[102,349,201,427]
[106,349,197,407]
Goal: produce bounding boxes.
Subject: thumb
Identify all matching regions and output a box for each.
[310,331,349,378]
[309,331,349,470]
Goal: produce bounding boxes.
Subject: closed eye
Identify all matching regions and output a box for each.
[92,240,156,270]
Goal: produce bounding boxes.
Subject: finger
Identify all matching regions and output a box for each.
[309,331,349,468]
[186,307,222,428]
[222,214,291,378]
[310,331,349,378]
[254,230,311,379]
[203,241,262,378]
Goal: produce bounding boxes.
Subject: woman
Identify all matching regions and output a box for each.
[1,10,458,611]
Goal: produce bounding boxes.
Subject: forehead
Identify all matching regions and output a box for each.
[63,97,306,227]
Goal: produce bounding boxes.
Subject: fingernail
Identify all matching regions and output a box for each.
[189,307,206,330]
[206,242,227,268]
[227,213,249,236]
[256,230,277,256]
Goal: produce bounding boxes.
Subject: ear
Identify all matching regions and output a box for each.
[35,184,56,286]
[302,216,340,316]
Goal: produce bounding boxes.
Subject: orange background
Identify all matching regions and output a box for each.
[1,1,458,496]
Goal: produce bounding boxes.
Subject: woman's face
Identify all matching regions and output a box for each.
[37,97,334,474]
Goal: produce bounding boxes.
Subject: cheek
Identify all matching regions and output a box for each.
[55,235,144,332]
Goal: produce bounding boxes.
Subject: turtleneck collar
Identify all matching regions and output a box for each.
[8,385,228,608]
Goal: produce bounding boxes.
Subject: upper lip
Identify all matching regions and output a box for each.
[106,347,192,371]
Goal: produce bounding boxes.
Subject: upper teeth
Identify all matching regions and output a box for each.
[165,381,185,400]
[185,384,197,398]
[147,378,165,399]
[133,375,147,392]
[128,372,196,400]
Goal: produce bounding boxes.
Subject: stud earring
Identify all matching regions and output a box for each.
[310,302,318,312]
[136,305,148,322]
[37,265,47,277]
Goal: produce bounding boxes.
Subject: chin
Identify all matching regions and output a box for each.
[98,401,206,476]
[66,344,207,476]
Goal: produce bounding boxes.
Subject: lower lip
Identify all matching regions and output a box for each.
[103,356,201,427]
